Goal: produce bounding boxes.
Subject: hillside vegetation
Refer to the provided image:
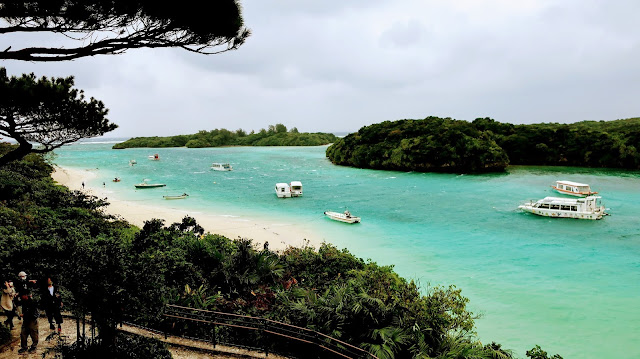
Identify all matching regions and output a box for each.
[113,124,336,149]
[0,142,566,358]
[326,117,640,173]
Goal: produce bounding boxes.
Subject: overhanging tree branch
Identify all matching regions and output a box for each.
[0,0,251,61]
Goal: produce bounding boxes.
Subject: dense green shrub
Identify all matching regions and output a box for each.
[112,124,337,149]
[54,333,172,359]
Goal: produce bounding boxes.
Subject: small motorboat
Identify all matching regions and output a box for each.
[129,159,137,166]
[112,177,121,182]
[135,181,166,189]
[163,193,189,200]
[324,210,361,224]
[211,163,232,171]
[148,154,160,160]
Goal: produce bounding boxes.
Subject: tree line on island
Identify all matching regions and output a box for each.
[0,144,563,359]
[326,116,640,173]
[112,124,338,149]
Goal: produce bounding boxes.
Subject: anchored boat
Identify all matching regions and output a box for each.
[163,193,189,200]
[135,181,166,189]
[211,163,232,171]
[324,210,361,224]
[518,196,608,220]
[552,180,598,197]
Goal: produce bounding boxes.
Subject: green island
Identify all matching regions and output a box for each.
[326,116,640,173]
[112,124,337,149]
[0,143,562,358]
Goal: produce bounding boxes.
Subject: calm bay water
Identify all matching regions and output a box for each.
[53,142,640,358]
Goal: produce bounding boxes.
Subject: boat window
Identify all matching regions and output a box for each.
[561,205,571,211]
[550,204,560,210]
[539,204,550,209]
[570,206,577,211]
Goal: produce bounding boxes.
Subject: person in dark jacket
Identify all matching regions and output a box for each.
[18,294,39,353]
[42,277,63,331]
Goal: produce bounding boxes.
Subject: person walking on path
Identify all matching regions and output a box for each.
[41,277,63,332]
[14,271,36,319]
[18,294,39,354]
[1,280,17,329]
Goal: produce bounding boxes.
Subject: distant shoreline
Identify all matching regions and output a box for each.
[51,166,326,252]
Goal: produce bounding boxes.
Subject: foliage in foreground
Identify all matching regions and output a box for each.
[51,333,171,359]
[112,123,337,148]
[326,116,640,173]
[0,148,558,358]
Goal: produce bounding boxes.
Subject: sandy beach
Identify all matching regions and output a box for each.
[51,166,326,251]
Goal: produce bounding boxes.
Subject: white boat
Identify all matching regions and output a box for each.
[552,180,598,197]
[148,154,160,160]
[275,183,291,198]
[135,181,166,189]
[324,210,361,224]
[518,196,608,220]
[211,163,232,171]
[129,159,137,166]
[163,193,189,200]
[290,181,303,197]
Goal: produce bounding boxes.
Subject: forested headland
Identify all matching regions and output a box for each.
[326,117,640,173]
[0,143,564,358]
[112,124,337,149]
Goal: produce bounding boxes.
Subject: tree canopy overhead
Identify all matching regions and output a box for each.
[0,67,117,166]
[0,0,251,61]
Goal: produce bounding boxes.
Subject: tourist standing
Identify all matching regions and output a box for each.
[42,277,63,332]
[1,281,17,329]
[18,294,39,354]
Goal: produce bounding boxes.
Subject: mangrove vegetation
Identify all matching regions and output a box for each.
[326,117,640,173]
[112,124,337,149]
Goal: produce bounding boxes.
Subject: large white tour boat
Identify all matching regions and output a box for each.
[275,183,291,198]
[552,180,598,197]
[518,196,608,220]
[324,210,361,224]
[211,163,232,171]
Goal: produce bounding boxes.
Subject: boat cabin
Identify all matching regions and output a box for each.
[275,183,291,198]
[552,180,597,197]
[148,154,160,160]
[290,181,303,197]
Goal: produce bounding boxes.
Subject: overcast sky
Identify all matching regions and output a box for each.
[2,0,639,138]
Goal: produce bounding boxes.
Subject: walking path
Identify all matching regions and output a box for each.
[0,316,286,358]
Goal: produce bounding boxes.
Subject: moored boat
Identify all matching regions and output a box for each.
[148,154,160,160]
[552,180,598,197]
[135,181,166,189]
[275,183,291,198]
[163,193,189,200]
[211,163,232,171]
[290,181,303,197]
[324,210,361,224]
[129,159,137,166]
[112,177,121,182]
[518,196,608,220]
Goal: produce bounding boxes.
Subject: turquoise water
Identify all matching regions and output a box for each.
[53,142,640,359]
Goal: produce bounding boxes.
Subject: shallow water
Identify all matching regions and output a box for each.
[53,143,640,358]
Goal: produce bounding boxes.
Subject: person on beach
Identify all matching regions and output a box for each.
[2,280,17,329]
[82,181,85,189]
[41,277,63,332]
[18,294,39,354]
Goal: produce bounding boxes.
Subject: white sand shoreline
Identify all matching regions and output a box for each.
[51,166,326,251]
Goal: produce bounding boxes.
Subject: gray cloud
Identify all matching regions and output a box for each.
[1,0,639,137]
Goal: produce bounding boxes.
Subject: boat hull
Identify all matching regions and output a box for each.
[163,195,188,200]
[552,186,598,197]
[518,205,605,220]
[135,184,166,188]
